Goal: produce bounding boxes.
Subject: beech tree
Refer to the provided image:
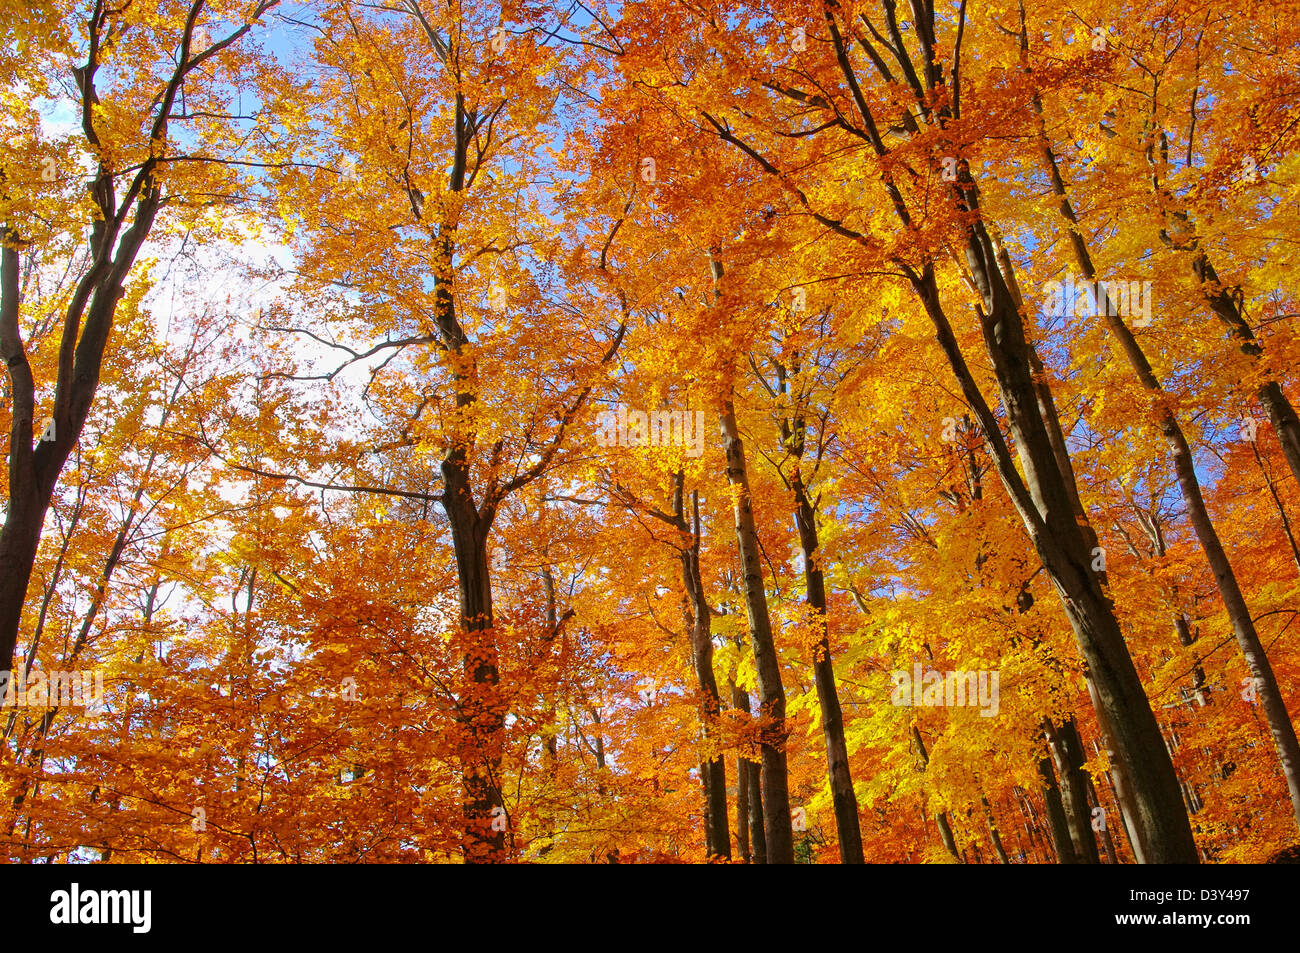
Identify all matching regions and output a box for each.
[3,0,1299,865]
[1,0,278,695]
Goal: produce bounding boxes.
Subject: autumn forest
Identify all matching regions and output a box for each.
[2,0,1300,867]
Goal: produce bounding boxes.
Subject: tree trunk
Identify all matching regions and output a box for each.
[1,128,164,675]
[1036,132,1300,831]
[442,453,506,863]
[732,679,765,863]
[809,3,1194,859]
[1087,777,1120,864]
[713,255,795,864]
[731,680,752,863]
[748,757,767,864]
[538,565,565,855]
[990,231,1161,857]
[1091,731,1144,863]
[1038,752,1077,863]
[676,484,729,859]
[935,811,961,862]
[912,725,962,862]
[719,397,794,863]
[983,796,1011,864]
[541,565,561,770]
[791,467,864,863]
[1044,717,1100,862]
[0,250,66,674]
[770,337,864,863]
[1192,253,1300,488]
[909,258,1197,863]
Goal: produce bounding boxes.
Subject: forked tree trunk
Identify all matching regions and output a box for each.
[796,1,1198,862]
[906,6,1195,861]
[1,185,159,677]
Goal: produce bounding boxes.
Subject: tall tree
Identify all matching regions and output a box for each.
[1,0,279,690]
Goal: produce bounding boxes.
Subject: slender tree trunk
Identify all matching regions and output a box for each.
[731,680,751,863]
[1087,777,1120,864]
[675,485,729,859]
[1193,253,1300,488]
[541,566,562,771]
[770,348,864,863]
[732,679,765,863]
[810,4,1194,860]
[1036,131,1300,831]
[719,397,794,863]
[912,725,962,862]
[983,796,1011,864]
[713,256,794,864]
[1044,717,1100,862]
[791,467,863,863]
[935,811,961,862]
[538,565,565,855]
[910,259,1196,862]
[1038,746,1077,864]
[748,758,766,864]
[1089,682,1148,863]
[1251,443,1300,576]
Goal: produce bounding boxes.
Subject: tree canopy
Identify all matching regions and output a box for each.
[2,0,1299,864]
